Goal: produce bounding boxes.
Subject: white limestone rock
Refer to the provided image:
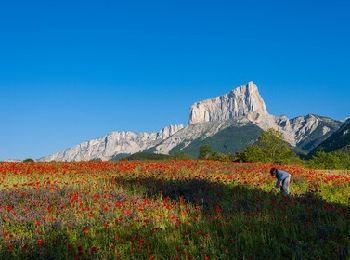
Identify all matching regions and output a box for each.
[189,82,267,124]
[154,120,235,154]
[41,124,184,162]
[158,124,185,139]
[3,159,22,162]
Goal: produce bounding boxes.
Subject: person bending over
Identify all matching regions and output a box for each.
[270,168,292,196]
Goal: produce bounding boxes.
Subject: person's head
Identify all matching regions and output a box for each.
[270,167,278,176]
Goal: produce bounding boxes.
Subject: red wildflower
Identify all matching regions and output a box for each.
[215,205,223,215]
[83,227,89,235]
[67,244,73,251]
[90,246,98,254]
[78,245,84,253]
[139,239,145,247]
[37,239,44,247]
[7,244,14,252]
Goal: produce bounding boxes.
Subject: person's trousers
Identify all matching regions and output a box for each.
[281,176,291,195]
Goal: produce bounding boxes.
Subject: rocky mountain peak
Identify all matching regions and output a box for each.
[189,82,267,125]
[158,124,185,139]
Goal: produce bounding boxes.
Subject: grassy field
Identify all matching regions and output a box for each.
[0,161,349,259]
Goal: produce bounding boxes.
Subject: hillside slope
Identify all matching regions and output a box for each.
[311,119,350,154]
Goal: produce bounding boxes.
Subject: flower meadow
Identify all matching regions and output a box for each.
[0,161,349,259]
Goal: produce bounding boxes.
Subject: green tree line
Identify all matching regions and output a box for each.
[198,129,350,170]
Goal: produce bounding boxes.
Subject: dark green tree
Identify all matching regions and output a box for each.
[199,144,214,160]
[239,129,300,164]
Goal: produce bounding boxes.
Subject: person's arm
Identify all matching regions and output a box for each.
[275,179,282,188]
[275,171,282,188]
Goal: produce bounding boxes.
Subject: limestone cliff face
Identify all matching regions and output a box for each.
[158,124,185,139]
[190,83,341,146]
[40,124,184,162]
[189,82,267,124]
[187,82,294,144]
[289,114,332,143]
[275,114,340,148]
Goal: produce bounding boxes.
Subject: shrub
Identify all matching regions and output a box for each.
[307,151,350,170]
[199,145,214,160]
[239,129,300,164]
[172,152,192,160]
[122,152,171,161]
[23,158,34,163]
[198,145,233,162]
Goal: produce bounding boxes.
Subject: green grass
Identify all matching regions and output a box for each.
[0,162,349,259]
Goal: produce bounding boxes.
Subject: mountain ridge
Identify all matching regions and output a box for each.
[310,119,350,155]
[40,124,184,162]
[41,82,341,162]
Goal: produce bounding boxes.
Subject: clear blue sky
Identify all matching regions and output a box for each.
[0,0,349,160]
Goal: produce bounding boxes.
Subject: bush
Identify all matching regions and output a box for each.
[307,151,350,170]
[122,152,171,161]
[239,129,300,164]
[198,145,233,162]
[199,145,214,160]
[211,152,234,162]
[23,158,34,163]
[172,152,192,160]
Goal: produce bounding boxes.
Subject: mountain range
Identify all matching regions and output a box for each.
[310,118,350,155]
[40,82,343,161]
